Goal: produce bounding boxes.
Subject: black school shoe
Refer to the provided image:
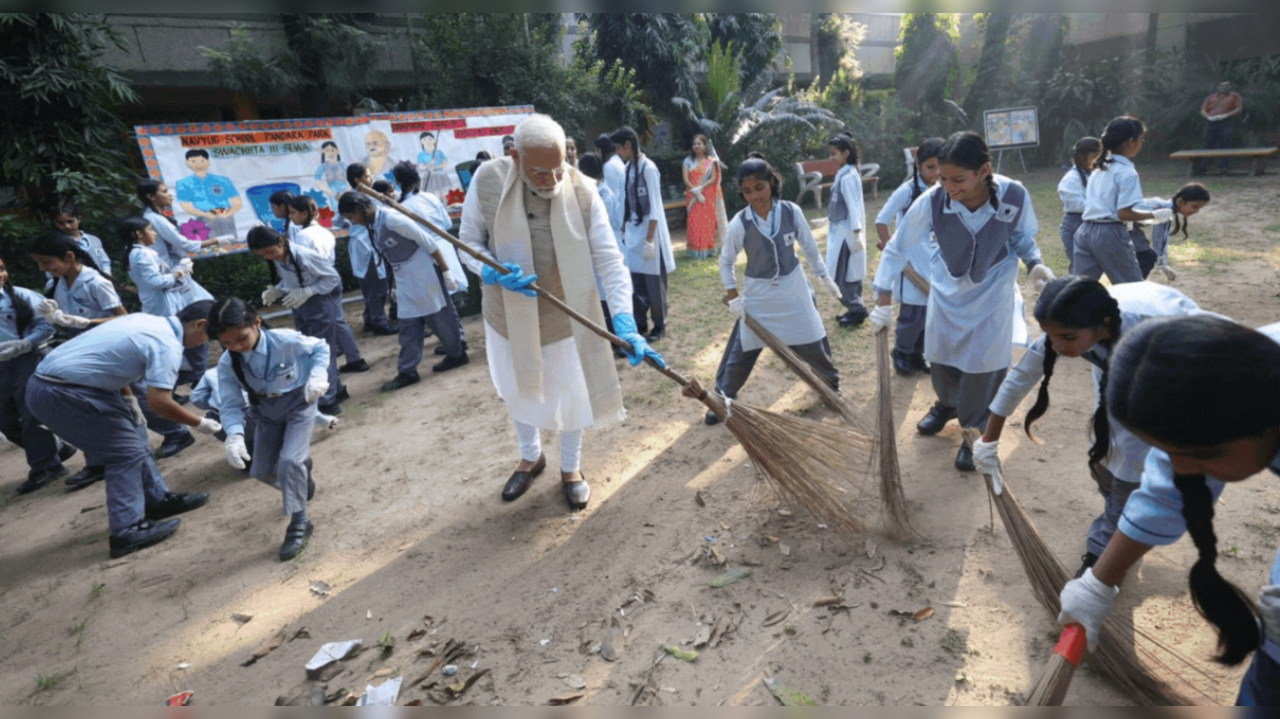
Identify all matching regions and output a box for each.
[955,443,976,473]
[381,372,421,392]
[646,327,666,342]
[65,465,106,493]
[916,404,957,436]
[563,477,590,511]
[432,353,470,373]
[13,465,70,496]
[434,340,471,355]
[279,519,313,561]
[109,518,180,559]
[891,349,916,376]
[334,387,351,404]
[912,353,931,375]
[57,443,78,463]
[339,359,371,374]
[317,402,343,417]
[154,432,196,460]
[146,492,210,521]
[366,323,399,336]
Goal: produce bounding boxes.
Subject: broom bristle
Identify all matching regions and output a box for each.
[1027,655,1076,706]
[875,329,917,539]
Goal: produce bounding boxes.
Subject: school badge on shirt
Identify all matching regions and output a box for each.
[995,203,1020,223]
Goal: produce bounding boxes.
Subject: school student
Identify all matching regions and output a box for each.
[268,190,298,241]
[248,226,346,417]
[1073,117,1173,284]
[578,153,625,348]
[597,134,626,239]
[0,254,77,496]
[973,277,1210,577]
[871,131,1054,472]
[707,158,844,426]
[1132,183,1211,281]
[824,134,869,328]
[338,192,468,393]
[1055,315,1280,705]
[1057,137,1102,274]
[26,302,220,558]
[286,194,368,374]
[192,367,338,436]
[611,126,675,341]
[209,298,329,561]
[337,163,396,336]
[874,137,945,376]
[51,202,113,278]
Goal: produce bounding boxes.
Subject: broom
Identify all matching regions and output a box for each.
[1026,624,1087,705]
[358,184,875,540]
[961,429,1202,706]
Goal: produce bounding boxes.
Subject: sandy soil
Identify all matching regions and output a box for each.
[1,164,1277,706]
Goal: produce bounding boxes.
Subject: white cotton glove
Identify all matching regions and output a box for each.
[171,267,189,282]
[304,375,329,404]
[261,286,285,306]
[0,340,33,362]
[972,438,1003,495]
[281,287,315,310]
[124,395,146,426]
[1058,568,1120,652]
[846,230,866,253]
[52,310,92,330]
[36,299,59,324]
[316,413,340,430]
[224,433,251,470]
[194,417,223,436]
[643,241,656,262]
[869,304,894,333]
[441,270,459,293]
[178,258,195,274]
[821,275,842,300]
[1029,263,1056,293]
[1160,264,1177,282]
[216,235,237,246]
[727,295,745,320]
[1150,207,1175,225]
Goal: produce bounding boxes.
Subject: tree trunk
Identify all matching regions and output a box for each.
[964,13,1013,124]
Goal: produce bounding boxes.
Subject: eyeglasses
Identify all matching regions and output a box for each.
[528,165,565,181]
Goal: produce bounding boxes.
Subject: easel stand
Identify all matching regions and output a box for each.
[996,148,1028,174]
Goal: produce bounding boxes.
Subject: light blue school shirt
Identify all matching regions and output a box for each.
[1082,155,1145,222]
[604,155,626,218]
[53,266,121,322]
[598,183,623,245]
[1058,168,1089,215]
[37,313,183,391]
[372,204,447,319]
[144,208,206,268]
[175,172,239,212]
[873,176,933,306]
[875,176,932,228]
[216,328,330,437]
[72,232,113,276]
[1118,321,1280,584]
[272,242,341,295]
[129,244,190,317]
[0,286,55,346]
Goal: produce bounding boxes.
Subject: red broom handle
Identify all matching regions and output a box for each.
[1054,624,1088,668]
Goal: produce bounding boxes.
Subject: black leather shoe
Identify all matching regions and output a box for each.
[381,372,421,392]
[65,465,106,493]
[109,518,180,559]
[704,409,721,426]
[318,402,343,417]
[912,353,931,375]
[646,328,666,342]
[339,359,371,374]
[57,443,78,463]
[563,477,590,511]
[916,404,957,436]
[1076,552,1100,579]
[334,387,350,404]
[146,492,209,521]
[955,443,976,472]
[154,432,195,460]
[279,519,313,561]
[435,341,470,356]
[891,349,916,376]
[432,353,470,373]
[13,465,69,496]
[502,455,546,502]
[367,324,399,336]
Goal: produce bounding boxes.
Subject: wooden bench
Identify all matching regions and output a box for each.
[796,160,879,209]
[1169,147,1279,177]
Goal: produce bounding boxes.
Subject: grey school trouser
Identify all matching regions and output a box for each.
[292,291,344,406]
[715,320,839,399]
[930,363,1007,431]
[333,308,363,363]
[1059,212,1083,274]
[1087,462,1140,557]
[26,377,171,534]
[0,350,61,473]
[398,304,465,376]
[834,244,869,318]
[895,303,927,356]
[632,256,669,333]
[248,387,314,516]
[1073,220,1143,285]
[358,256,394,332]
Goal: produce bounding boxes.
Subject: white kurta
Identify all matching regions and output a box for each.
[620,156,676,276]
[404,191,470,292]
[824,165,867,283]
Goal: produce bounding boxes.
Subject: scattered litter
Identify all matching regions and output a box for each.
[600,626,621,662]
[290,628,311,642]
[442,665,458,677]
[704,536,717,543]
[366,610,373,620]
[662,686,679,694]
[710,568,751,588]
[176,663,191,671]
[888,608,936,623]
[232,613,253,625]
[777,509,793,518]
[764,676,817,706]
[374,668,393,678]
[940,601,968,609]
[80,505,104,514]
[865,539,878,559]
[812,596,844,608]
[779,543,792,557]
[309,581,332,597]
[762,610,790,628]
[694,625,713,648]
[241,629,287,667]
[408,629,426,642]
[540,639,551,647]
[549,695,583,706]
[470,661,478,670]
[305,640,362,680]
[661,644,697,662]
[355,677,402,706]
[564,674,586,690]
[694,491,707,508]
[165,691,194,706]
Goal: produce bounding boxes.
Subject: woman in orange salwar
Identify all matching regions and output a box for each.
[683,135,722,259]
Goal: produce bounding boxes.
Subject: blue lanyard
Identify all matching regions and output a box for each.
[242,331,282,383]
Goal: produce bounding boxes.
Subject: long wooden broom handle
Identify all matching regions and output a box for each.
[902,264,931,297]
[355,183,694,390]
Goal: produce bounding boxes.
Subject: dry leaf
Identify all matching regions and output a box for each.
[762,610,790,628]
[549,695,583,706]
[913,607,935,622]
[564,674,586,690]
[232,613,253,625]
[408,629,427,641]
[694,492,706,508]
[812,596,844,608]
[309,581,332,597]
[694,624,713,648]
[242,630,286,667]
[779,543,792,557]
[940,601,968,609]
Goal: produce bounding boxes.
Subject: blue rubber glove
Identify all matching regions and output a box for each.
[481,262,538,298]
[611,313,667,369]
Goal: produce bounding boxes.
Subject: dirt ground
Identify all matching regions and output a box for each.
[2,164,1278,706]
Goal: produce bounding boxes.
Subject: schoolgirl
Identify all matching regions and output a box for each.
[209,298,329,561]
[338,163,395,336]
[1057,137,1102,273]
[0,254,75,495]
[268,190,299,241]
[707,158,844,426]
[1056,315,1280,705]
[871,131,1054,472]
[1132,183,1211,281]
[192,367,338,436]
[51,201,113,278]
[1073,117,1169,284]
[873,137,945,376]
[974,277,1209,577]
[337,192,468,393]
[286,195,368,374]
[248,226,346,417]
[610,126,675,341]
[825,134,869,329]
[597,134,626,239]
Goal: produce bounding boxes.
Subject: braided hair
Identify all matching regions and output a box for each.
[117,215,153,273]
[30,231,104,297]
[1170,183,1211,239]
[392,161,422,203]
[0,256,34,338]
[610,126,646,227]
[1096,117,1146,171]
[207,297,263,407]
[938,131,999,211]
[286,195,318,230]
[247,226,303,287]
[1023,277,1123,470]
[1071,137,1102,189]
[909,138,946,206]
[1107,315,1280,665]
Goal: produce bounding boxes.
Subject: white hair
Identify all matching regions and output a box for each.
[514,114,566,154]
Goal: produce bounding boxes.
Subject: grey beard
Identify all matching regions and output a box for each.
[521,171,564,200]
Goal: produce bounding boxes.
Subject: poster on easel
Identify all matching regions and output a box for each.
[983,106,1040,150]
[135,105,533,258]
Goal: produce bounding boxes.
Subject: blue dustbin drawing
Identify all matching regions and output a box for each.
[246,182,301,233]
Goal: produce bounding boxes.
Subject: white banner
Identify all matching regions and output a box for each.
[136,106,533,257]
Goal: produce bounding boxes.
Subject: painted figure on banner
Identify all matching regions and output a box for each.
[360,130,399,185]
[418,132,453,199]
[314,141,349,205]
[176,149,244,241]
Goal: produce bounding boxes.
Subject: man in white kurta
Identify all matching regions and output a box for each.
[459,115,663,511]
